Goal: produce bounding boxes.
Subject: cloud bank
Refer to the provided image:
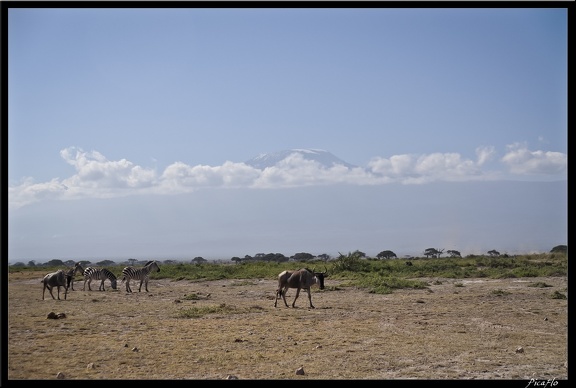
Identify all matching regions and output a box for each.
[9,144,567,210]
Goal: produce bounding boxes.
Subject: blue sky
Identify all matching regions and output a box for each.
[6,7,568,263]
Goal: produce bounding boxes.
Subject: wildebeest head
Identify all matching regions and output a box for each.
[307,266,328,290]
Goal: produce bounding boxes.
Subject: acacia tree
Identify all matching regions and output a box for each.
[377,250,397,259]
[487,250,500,257]
[550,245,567,253]
[424,248,444,258]
[447,250,461,258]
[291,252,314,261]
[96,260,116,266]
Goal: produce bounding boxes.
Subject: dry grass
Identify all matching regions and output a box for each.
[7,271,568,380]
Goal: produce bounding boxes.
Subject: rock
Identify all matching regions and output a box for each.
[295,367,305,375]
[516,347,524,353]
[56,372,65,379]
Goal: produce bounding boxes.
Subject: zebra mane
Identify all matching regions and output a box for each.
[144,260,155,267]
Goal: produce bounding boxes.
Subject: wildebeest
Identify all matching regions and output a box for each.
[41,270,68,300]
[274,267,327,308]
[65,262,85,291]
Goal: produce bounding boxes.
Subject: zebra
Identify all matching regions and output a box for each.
[65,262,85,291]
[82,267,118,291]
[121,260,161,293]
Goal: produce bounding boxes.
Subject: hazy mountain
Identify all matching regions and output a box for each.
[244,149,358,170]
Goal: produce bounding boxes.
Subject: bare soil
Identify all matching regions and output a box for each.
[7,271,568,380]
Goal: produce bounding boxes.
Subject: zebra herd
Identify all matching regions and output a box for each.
[41,260,161,300]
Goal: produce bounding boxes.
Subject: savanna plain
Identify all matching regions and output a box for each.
[7,255,568,380]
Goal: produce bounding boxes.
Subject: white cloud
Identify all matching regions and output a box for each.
[501,142,567,175]
[60,147,157,189]
[252,153,375,188]
[8,144,567,210]
[475,146,496,166]
[159,161,260,192]
[368,152,483,184]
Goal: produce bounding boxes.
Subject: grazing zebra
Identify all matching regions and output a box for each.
[66,262,85,291]
[121,260,161,293]
[42,270,68,300]
[82,267,118,291]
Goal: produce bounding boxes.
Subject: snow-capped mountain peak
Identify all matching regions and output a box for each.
[245,149,357,170]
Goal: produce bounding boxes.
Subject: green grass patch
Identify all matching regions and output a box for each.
[177,303,242,318]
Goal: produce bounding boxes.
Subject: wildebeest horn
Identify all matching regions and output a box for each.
[321,266,328,275]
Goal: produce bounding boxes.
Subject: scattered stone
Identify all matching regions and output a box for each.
[87,363,95,369]
[56,372,65,379]
[295,367,305,375]
[516,347,524,353]
[132,347,139,352]
[225,375,238,380]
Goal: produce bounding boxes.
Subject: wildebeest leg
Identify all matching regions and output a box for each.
[281,287,289,307]
[292,287,301,308]
[274,288,281,307]
[43,284,53,300]
[306,288,315,308]
[59,285,67,300]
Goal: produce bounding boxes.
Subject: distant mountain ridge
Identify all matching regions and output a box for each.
[245,149,357,170]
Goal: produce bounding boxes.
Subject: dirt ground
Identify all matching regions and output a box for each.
[6,271,568,380]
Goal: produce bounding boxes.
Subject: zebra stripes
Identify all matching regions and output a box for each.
[82,267,118,291]
[121,260,161,293]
